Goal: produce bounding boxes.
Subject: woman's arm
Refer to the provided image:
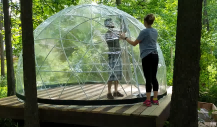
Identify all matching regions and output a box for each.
[125,38,140,46]
[120,33,141,46]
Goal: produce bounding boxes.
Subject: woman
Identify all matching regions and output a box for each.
[120,14,159,107]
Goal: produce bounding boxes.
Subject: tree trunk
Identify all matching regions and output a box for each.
[0,0,4,77]
[116,0,121,6]
[203,0,209,31]
[3,0,15,96]
[21,0,40,127]
[170,0,203,127]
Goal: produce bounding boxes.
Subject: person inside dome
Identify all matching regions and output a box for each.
[120,14,159,107]
[104,18,126,99]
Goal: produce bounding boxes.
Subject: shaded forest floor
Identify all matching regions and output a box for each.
[1,119,97,127]
[0,119,170,127]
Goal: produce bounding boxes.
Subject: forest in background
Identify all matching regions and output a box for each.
[0,0,216,108]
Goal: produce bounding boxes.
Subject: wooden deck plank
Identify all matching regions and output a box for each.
[44,84,107,109]
[115,105,133,114]
[62,84,128,110]
[92,85,133,112]
[38,84,100,99]
[0,96,16,102]
[92,107,105,112]
[64,105,79,109]
[122,103,142,115]
[95,87,141,114]
[77,107,88,111]
[0,97,21,106]
[85,107,97,112]
[76,106,98,112]
[59,84,102,99]
[13,103,24,107]
[0,98,19,105]
[93,85,133,100]
[98,87,138,113]
[131,104,148,116]
[48,86,84,98]
[37,86,70,94]
[100,106,115,112]
[44,87,79,99]
[37,86,74,97]
[55,86,106,109]
[59,85,105,100]
[0,96,18,104]
[52,85,103,104]
[38,85,85,98]
[106,105,124,114]
[149,94,171,116]
[54,85,106,108]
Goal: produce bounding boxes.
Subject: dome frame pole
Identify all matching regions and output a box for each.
[57,10,88,100]
[121,16,142,98]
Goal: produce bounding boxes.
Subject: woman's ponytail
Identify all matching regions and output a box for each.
[144,14,155,25]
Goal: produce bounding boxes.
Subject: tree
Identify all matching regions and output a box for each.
[116,0,121,5]
[3,0,15,96]
[20,0,40,127]
[0,0,4,77]
[203,0,209,31]
[170,0,203,127]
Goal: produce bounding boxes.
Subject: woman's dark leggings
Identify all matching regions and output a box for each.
[142,53,159,92]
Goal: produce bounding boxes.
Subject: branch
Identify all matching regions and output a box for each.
[41,0,55,13]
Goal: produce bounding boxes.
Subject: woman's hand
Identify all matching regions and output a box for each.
[119,32,125,40]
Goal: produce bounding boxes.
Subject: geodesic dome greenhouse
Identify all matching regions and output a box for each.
[16,4,167,105]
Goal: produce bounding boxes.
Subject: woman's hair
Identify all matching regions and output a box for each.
[144,14,155,25]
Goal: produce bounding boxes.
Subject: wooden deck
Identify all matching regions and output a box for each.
[0,86,172,127]
[18,84,166,101]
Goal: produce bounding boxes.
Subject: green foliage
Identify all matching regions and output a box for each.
[163,121,170,127]
[0,76,7,87]
[166,68,173,86]
[0,76,7,98]
[197,0,217,105]
[0,87,7,98]
[200,29,217,87]
[199,84,217,106]
[0,119,20,127]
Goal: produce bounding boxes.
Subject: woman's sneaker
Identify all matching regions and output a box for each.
[152,99,159,105]
[143,100,152,107]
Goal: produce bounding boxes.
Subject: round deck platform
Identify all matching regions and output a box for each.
[16,84,167,105]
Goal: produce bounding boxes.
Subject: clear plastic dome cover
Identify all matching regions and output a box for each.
[16,4,167,105]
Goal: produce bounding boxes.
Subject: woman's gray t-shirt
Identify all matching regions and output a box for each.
[136,28,158,59]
